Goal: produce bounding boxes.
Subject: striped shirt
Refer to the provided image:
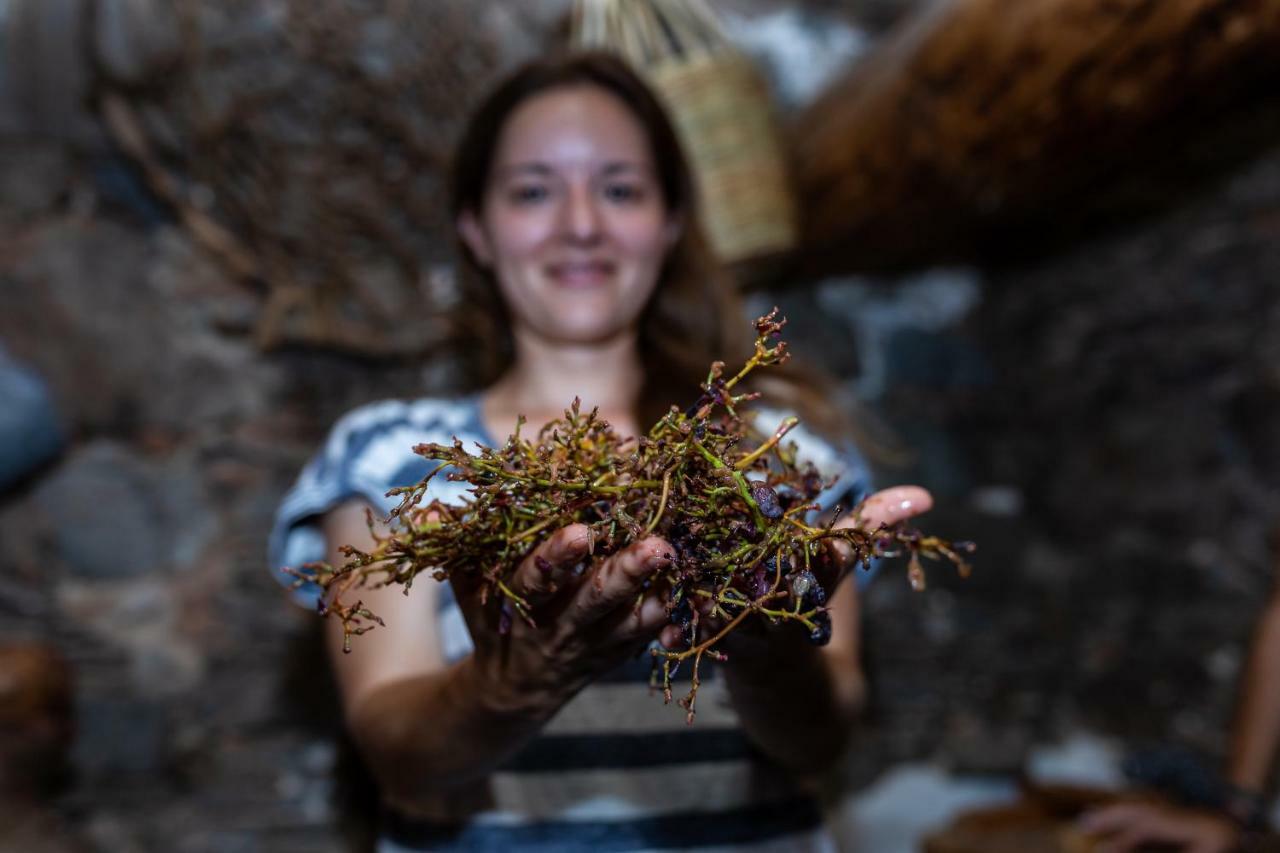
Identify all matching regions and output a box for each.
[269,394,874,852]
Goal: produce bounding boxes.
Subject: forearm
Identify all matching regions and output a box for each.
[1228,601,1280,791]
[721,628,864,777]
[346,653,564,812]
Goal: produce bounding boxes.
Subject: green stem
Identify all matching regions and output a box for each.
[734,416,798,470]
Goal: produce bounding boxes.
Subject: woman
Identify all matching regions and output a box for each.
[271,52,932,851]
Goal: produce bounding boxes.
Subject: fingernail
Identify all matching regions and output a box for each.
[898,499,913,511]
[647,552,671,570]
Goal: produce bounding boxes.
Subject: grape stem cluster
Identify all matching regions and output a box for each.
[287,310,974,722]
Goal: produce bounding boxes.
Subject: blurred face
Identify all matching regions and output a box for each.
[459,84,679,346]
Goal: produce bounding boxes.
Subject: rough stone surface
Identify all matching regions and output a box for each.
[93,0,181,85]
[0,2,1277,849]
[33,444,170,579]
[841,149,1280,794]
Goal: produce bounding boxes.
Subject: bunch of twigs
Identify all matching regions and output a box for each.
[290,311,973,720]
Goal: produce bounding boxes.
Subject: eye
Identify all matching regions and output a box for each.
[508,183,550,204]
[602,182,646,203]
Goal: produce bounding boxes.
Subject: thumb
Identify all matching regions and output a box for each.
[853,485,933,530]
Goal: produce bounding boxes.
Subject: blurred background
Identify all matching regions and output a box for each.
[1,0,1279,850]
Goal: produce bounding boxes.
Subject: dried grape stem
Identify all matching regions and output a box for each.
[287,308,975,720]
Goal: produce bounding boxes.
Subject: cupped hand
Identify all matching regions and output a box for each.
[453,523,675,710]
[1078,801,1239,853]
[658,484,935,650]
[821,484,935,577]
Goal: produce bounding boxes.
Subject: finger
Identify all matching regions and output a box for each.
[853,485,933,530]
[1188,834,1233,853]
[586,586,674,649]
[509,524,592,606]
[1191,822,1239,853]
[657,592,741,650]
[1078,804,1153,835]
[816,522,862,584]
[568,536,673,626]
[1100,822,1159,853]
[659,624,683,649]
[633,589,673,635]
[1084,809,1166,853]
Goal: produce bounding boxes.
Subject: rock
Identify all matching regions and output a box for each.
[722,6,870,110]
[4,0,103,144]
[32,443,168,579]
[0,220,158,434]
[71,695,165,779]
[93,0,181,86]
[0,345,66,492]
[0,142,75,224]
[0,221,278,440]
[30,440,216,579]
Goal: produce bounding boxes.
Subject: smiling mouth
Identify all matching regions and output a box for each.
[546,260,616,288]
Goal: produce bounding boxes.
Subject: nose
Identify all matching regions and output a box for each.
[560,182,603,244]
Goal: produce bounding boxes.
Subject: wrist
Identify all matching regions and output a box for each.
[465,652,575,721]
[720,627,834,698]
[720,621,807,669]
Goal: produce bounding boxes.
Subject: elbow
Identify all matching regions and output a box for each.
[343,685,459,811]
[347,710,466,817]
[346,697,424,800]
[341,669,521,814]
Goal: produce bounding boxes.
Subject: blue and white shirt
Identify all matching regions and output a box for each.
[269,394,874,852]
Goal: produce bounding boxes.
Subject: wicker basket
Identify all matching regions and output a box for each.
[572,0,798,264]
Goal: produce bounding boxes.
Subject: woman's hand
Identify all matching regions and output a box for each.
[1078,801,1240,853]
[658,485,935,650]
[453,524,675,716]
[322,505,674,807]
[827,484,935,575]
[649,484,934,774]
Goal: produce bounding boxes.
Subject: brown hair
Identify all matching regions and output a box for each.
[449,51,862,443]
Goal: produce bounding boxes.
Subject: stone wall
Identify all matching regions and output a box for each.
[1,1,1277,850]
[840,150,1280,788]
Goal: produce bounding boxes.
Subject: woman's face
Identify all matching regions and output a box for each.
[459,84,679,346]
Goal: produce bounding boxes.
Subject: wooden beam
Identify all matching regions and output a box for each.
[789,0,1280,275]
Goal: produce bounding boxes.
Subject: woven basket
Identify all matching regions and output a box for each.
[572,0,798,264]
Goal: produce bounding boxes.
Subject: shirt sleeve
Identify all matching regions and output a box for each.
[266,399,476,608]
[811,437,881,590]
[751,406,880,589]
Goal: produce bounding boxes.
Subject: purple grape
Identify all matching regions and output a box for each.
[750,482,783,519]
[807,612,832,646]
[789,570,816,600]
[670,597,693,627]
